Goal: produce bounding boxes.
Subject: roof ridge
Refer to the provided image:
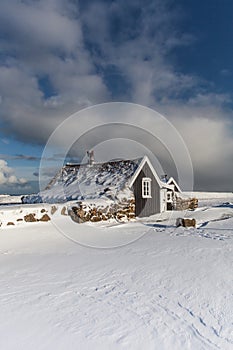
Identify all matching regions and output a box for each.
[65,157,143,167]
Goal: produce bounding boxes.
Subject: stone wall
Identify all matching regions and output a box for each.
[68,199,135,223]
[174,196,198,211]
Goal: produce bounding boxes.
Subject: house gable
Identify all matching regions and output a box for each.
[128,156,162,189]
[129,156,162,217]
[167,177,182,193]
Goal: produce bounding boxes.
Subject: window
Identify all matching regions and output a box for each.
[142,177,152,198]
[167,192,172,202]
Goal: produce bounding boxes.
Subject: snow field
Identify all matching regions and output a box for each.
[0,194,232,349]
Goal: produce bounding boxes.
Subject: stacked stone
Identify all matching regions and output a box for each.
[69,199,135,223]
[175,197,198,211]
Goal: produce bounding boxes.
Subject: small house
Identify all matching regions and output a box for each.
[23,154,183,219]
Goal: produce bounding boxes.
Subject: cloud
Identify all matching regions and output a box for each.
[1,138,9,145]
[0,0,109,143]
[0,160,28,186]
[0,0,199,144]
[0,154,41,161]
[80,0,198,105]
[0,0,232,191]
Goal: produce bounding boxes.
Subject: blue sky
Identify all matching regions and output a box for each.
[177,0,233,96]
[0,0,232,193]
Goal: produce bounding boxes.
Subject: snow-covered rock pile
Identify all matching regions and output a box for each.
[0,204,54,227]
[22,159,142,204]
[69,198,135,223]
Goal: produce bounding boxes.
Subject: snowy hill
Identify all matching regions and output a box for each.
[23,159,142,204]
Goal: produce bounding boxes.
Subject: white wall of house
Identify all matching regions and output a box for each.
[160,189,167,213]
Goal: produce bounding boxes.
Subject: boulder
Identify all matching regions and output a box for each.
[39,214,51,222]
[91,216,101,222]
[176,218,196,228]
[61,206,67,216]
[24,213,37,222]
[51,205,57,215]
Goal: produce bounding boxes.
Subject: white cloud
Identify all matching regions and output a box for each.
[0,0,109,143]
[81,0,198,106]
[0,160,28,186]
[0,0,232,190]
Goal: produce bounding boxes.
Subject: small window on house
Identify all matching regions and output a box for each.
[167,192,172,201]
[142,177,152,198]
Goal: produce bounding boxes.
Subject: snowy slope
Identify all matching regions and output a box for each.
[23,159,142,204]
[0,197,232,349]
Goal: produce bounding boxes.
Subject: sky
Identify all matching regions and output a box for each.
[0,0,233,194]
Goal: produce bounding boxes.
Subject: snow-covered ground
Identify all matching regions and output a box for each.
[0,194,22,205]
[184,191,233,208]
[0,194,233,349]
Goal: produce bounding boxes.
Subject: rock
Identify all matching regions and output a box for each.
[24,213,37,222]
[68,209,84,223]
[175,197,198,211]
[51,205,57,215]
[39,214,51,222]
[17,218,23,222]
[91,216,101,222]
[76,208,85,218]
[68,199,136,223]
[41,208,46,213]
[188,198,198,210]
[7,222,15,226]
[176,218,196,228]
[61,206,67,215]
[101,214,108,221]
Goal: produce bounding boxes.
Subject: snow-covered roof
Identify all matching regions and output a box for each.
[23,157,178,204]
[167,177,182,193]
[26,158,142,203]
